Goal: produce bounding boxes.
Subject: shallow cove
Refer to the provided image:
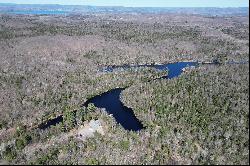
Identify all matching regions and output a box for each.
[38,62,198,131]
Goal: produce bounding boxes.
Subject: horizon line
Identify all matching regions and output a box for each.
[0,3,249,8]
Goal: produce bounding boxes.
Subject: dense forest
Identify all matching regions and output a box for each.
[0,12,249,165]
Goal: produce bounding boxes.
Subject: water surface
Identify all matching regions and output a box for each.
[39,62,198,131]
[85,62,198,131]
[103,62,198,79]
[84,88,144,131]
[5,10,68,15]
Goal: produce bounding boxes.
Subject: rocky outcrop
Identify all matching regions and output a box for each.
[76,120,105,141]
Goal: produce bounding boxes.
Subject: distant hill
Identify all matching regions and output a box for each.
[0,3,249,16]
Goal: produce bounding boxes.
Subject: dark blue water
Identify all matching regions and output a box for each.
[38,115,63,130]
[85,62,198,131]
[39,62,198,131]
[84,88,144,131]
[5,10,68,15]
[158,62,198,79]
[102,62,198,79]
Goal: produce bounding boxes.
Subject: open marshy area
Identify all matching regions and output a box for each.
[0,11,249,165]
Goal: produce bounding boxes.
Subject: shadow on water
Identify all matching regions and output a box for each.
[38,62,198,131]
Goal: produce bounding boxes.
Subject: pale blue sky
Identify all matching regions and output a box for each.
[0,0,249,7]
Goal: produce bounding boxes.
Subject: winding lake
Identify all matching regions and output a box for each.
[102,62,198,79]
[39,62,198,131]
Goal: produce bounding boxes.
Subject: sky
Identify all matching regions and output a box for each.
[0,0,249,7]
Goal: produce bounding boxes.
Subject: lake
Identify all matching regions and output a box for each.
[39,62,198,131]
[4,10,68,15]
